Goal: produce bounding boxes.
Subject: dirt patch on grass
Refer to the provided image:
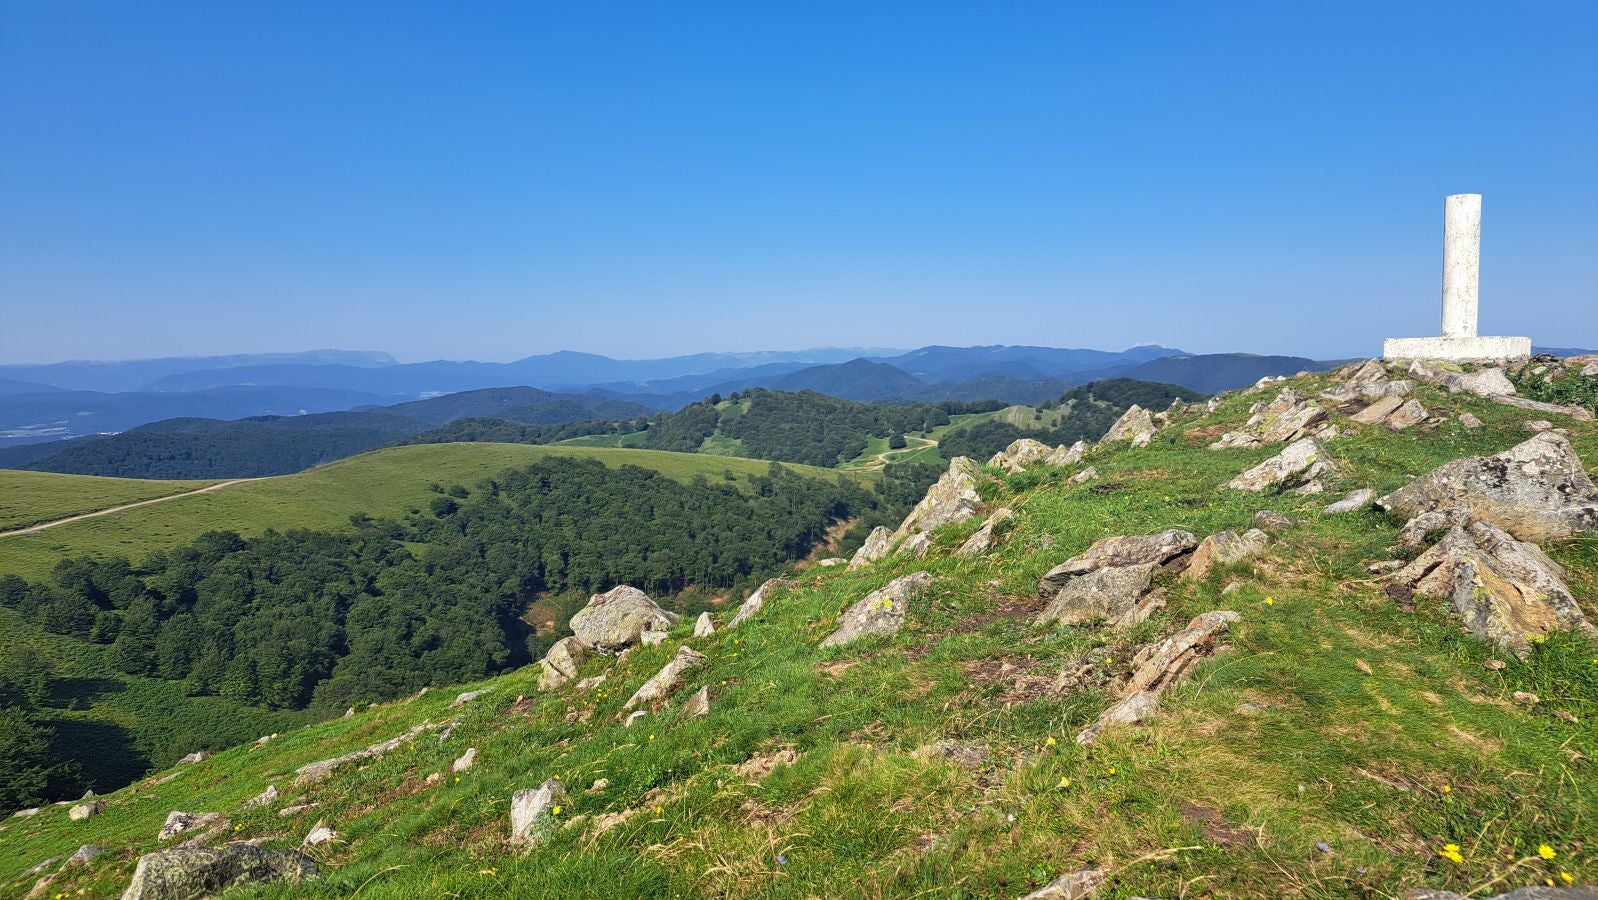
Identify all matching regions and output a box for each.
[1446,723,1503,753]
[740,797,796,826]
[1180,801,1257,848]
[732,749,799,780]
[817,660,856,678]
[962,657,1096,704]
[911,594,1046,657]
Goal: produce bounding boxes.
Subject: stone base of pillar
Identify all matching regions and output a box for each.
[1382,335,1531,363]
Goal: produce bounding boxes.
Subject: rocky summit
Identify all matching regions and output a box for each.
[3,359,1594,899]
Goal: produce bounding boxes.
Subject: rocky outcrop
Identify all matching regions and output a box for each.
[1037,530,1196,597]
[1021,867,1107,899]
[1408,361,1516,397]
[241,785,278,811]
[988,438,1053,473]
[537,636,588,691]
[1181,529,1269,581]
[625,647,707,709]
[120,845,318,900]
[1322,360,1414,403]
[1224,437,1338,494]
[1322,489,1375,516]
[1077,611,1239,745]
[158,812,222,841]
[819,572,935,648]
[568,586,680,653]
[728,578,792,628]
[955,507,1014,556]
[1102,405,1157,447]
[1376,433,1598,540]
[176,751,205,765]
[294,722,430,786]
[1388,519,1591,654]
[848,526,895,570]
[693,612,716,637]
[1210,388,1329,449]
[1035,562,1159,628]
[509,779,566,846]
[1349,396,1429,431]
[893,457,984,542]
[1044,441,1088,467]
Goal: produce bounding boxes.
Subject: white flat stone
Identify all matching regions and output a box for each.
[1382,336,1530,363]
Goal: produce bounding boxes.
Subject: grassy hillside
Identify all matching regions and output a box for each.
[0,471,218,532]
[6,365,1593,898]
[0,443,848,582]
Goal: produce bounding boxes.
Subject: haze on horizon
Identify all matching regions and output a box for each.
[1,1,1595,366]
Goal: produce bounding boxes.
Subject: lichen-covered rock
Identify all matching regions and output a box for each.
[294,723,430,786]
[1067,466,1099,485]
[956,507,1014,556]
[1102,405,1157,447]
[1458,412,1483,429]
[1409,362,1517,398]
[1075,692,1161,747]
[449,688,492,708]
[728,578,792,628]
[120,844,318,900]
[1211,388,1328,449]
[1182,529,1269,580]
[902,531,932,559]
[1322,489,1375,516]
[1036,563,1158,628]
[1021,867,1108,899]
[1037,530,1196,597]
[681,685,710,717]
[158,812,222,841]
[68,845,104,867]
[452,748,477,772]
[848,526,895,570]
[1044,441,1088,467]
[1077,611,1239,745]
[568,585,680,653]
[68,801,104,821]
[893,457,984,541]
[1224,437,1338,494]
[241,785,278,811]
[692,612,716,638]
[509,778,566,846]
[537,636,588,691]
[988,438,1053,473]
[624,646,707,709]
[1388,520,1591,654]
[819,572,935,648]
[1377,433,1598,541]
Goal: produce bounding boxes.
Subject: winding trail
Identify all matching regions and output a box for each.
[0,478,268,538]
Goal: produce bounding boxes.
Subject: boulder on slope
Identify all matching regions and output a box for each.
[1224,437,1338,494]
[728,578,793,628]
[1037,530,1196,597]
[848,526,895,570]
[893,457,984,542]
[120,844,318,900]
[820,572,935,648]
[568,586,680,653]
[1102,405,1158,447]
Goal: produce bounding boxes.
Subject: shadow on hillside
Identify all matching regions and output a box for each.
[48,676,123,708]
[47,717,149,795]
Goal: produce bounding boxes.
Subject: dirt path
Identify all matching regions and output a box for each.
[0,478,267,538]
[842,435,940,471]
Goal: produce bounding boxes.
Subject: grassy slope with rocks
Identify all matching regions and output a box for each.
[4,366,1594,899]
[0,443,850,582]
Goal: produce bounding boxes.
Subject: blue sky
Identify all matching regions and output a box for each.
[1,1,1594,364]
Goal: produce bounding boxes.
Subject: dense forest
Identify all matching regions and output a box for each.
[640,390,1007,465]
[938,379,1206,461]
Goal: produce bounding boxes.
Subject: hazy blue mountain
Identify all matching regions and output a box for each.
[0,385,391,448]
[880,344,1184,383]
[0,377,65,396]
[1115,353,1340,394]
[0,350,396,393]
[1535,346,1596,357]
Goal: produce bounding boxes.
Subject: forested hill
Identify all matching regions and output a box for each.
[0,387,651,479]
[0,453,905,803]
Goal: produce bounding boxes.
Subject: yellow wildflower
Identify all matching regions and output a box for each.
[552,805,562,816]
[1045,736,1057,747]
[653,805,663,815]
[649,734,656,741]
[1057,777,1071,788]
[1107,767,1116,776]
[454,776,460,783]
[1562,872,1575,885]
[1538,844,1556,860]
[1265,597,1275,607]
[1439,843,1464,864]
[1441,784,1451,794]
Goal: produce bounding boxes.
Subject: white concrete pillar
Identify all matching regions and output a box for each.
[1441,193,1481,338]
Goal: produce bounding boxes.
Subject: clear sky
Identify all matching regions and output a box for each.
[1,1,1594,364]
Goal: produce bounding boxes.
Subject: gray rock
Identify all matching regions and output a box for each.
[1211,388,1328,448]
[1037,529,1196,597]
[728,578,792,628]
[241,785,278,811]
[1182,529,1269,580]
[623,710,647,728]
[509,778,566,846]
[120,845,318,900]
[956,507,1014,556]
[449,688,492,709]
[692,612,716,638]
[893,457,984,542]
[1409,362,1517,397]
[640,630,668,647]
[1322,489,1375,516]
[568,585,680,653]
[1067,466,1098,485]
[1385,398,1429,430]
[278,804,318,818]
[302,820,336,847]
[1377,432,1598,541]
[1523,419,1556,433]
[989,437,1054,472]
[158,812,222,841]
[1077,611,1239,746]
[1076,692,1162,747]
[1036,563,1157,628]
[537,636,588,691]
[294,722,430,786]
[1458,412,1483,429]
[1252,509,1299,532]
[1405,887,1598,900]
[451,748,477,772]
[901,531,933,559]
[1224,437,1338,494]
[177,751,205,765]
[1021,867,1107,899]
[681,685,710,717]
[817,557,847,567]
[68,801,104,821]
[1044,441,1088,467]
[1389,519,1591,654]
[68,845,104,867]
[1490,394,1594,420]
[624,646,707,709]
[820,571,935,648]
[848,525,895,570]
[1103,405,1157,447]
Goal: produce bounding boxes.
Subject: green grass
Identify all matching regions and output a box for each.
[5,371,1595,898]
[0,470,218,531]
[0,443,849,581]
